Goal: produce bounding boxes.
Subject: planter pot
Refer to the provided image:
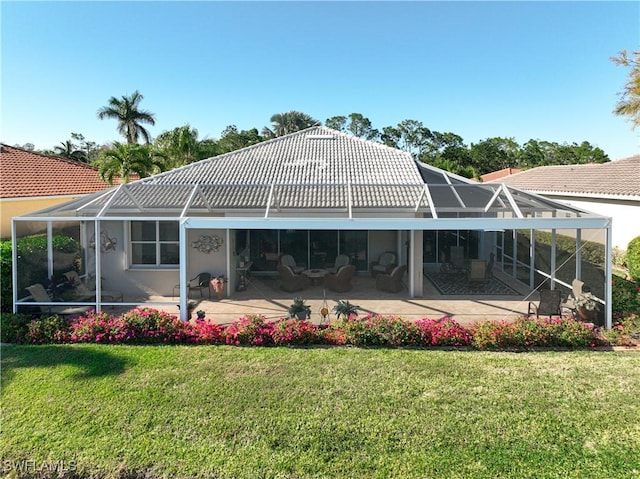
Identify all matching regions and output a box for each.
[577,307,595,322]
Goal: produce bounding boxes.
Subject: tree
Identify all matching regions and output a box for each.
[217,125,264,154]
[346,113,379,140]
[262,111,320,138]
[325,115,347,132]
[97,90,156,144]
[96,142,165,184]
[468,137,520,175]
[154,124,202,169]
[381,120,432,157]
[54,140,86,162]
[611,50,640,129]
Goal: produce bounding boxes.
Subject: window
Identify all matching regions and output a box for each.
[130,221,179,267]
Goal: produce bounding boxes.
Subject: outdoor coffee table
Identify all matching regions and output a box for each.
[302,268,328,285]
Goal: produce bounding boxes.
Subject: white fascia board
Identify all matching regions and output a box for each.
[184,216,610,231]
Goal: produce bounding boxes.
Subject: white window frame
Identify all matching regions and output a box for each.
[129,220,180,268]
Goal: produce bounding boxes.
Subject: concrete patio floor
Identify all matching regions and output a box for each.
[114,270,536,327]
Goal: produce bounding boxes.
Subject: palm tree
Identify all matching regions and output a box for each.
[154,124,202,169]
[97,142,165,184]
[262,111,320,138]
[54,140,87,162]
[97,90,156,144]
[611,50,640,130]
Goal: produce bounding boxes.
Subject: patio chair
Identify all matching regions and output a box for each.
[528,289,562,318]
[485,253,495,279]
[467,259,487,284]
[280,254,306,274]
[326,254,350,274]
[561,278,585,317]
[324,264,356,293]
[64,271,123,302]
[450,246,465,271]
[370,251,397,277]
[188,272,213,298]
[376,264,407,293]
[25,283,93,317]
[278,265,310,292]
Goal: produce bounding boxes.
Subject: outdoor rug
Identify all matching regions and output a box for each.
[424,272,520,296]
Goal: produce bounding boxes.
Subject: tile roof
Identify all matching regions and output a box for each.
[488,155,640,199]
[142,126,424,186]
[1,144,113,199]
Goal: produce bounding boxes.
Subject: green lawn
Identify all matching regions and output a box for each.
[2,345,639,479]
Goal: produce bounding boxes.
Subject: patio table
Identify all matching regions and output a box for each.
[302,268,328,285]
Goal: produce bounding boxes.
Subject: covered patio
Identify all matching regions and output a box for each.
[11,127,613,327]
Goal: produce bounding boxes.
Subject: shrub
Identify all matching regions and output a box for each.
[190,319,225,345]
[0,313,33,343]
[627,236,640,282]
[120,307,192,344]
[70,311,130,343]
[413,317,472,347]
[270,318,320,346]
[601,314,640,347]
[224,314,273,346]
[469,317,598,350]
[0,240,12,313]
[25,315,71,344]
[612,277,640,318]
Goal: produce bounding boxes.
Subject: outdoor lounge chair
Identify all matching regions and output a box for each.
[64,271,123,302]
[376,264,407,293]
[278,265,310,292]
[326,254,350,274]
[324,264,356,293]
[370,252,397,277]
[528,289,562,318]
[280,254,306,274]
[561,278,585,316]
[25,283,93,317]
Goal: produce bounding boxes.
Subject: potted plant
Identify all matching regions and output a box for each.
[211,275,226,297]
[575,292,599,321]
[288,296,311,320]
[332,300,360,319]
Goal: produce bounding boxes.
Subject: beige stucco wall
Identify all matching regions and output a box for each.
[1,196,83,239]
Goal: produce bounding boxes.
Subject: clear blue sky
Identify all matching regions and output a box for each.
[2,1,639,159]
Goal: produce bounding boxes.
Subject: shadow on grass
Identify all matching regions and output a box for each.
[1,344,132,387]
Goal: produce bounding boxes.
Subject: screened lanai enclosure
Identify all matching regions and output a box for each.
[12,127,613,327]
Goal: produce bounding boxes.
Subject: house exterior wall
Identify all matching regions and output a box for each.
[1,196,82,239]
[546,195,639,249]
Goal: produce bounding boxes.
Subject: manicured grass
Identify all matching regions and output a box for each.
[2,345,640,479]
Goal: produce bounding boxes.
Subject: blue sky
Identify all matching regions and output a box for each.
[2,1,639,159]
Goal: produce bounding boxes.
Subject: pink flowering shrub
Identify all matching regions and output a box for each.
[25,315,71,344]
[270,318,321,346]
[120,308,192,344]
[190,319,225,345]
[469,317,598,349]
[413,317,472,347]
[224,314,274,346]
[70,311,129,343]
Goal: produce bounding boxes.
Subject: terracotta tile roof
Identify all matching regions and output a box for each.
[480,167,521,183]
[487,155,640,199]
[0,144,113,199]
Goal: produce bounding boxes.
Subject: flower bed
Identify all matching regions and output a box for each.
[1,307,618,350]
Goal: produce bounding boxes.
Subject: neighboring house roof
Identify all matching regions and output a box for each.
[0,144,112,199]
[487,155,640,200]
[480,167,521,183]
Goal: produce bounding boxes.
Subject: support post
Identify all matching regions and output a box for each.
[179,220,188,321]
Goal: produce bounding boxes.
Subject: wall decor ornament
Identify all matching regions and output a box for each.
[89,230,117,252]
[191,234,223,253]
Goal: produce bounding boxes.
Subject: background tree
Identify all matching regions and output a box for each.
[97,90,156,144]
[325,115,347,132]
[262,111,320,138]
[217,125,264,154]
[154,124,202,169]
[611,49,640,129]
[54,140,86,162]
[96,142,165,184]
[346,113,379,140]
[381,120,432,157]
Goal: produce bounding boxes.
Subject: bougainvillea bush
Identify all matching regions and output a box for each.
[2,308,620,350]
[469,316,598,350]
